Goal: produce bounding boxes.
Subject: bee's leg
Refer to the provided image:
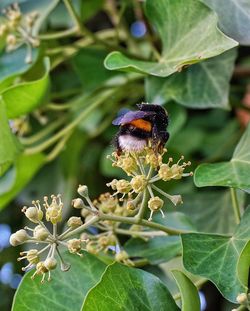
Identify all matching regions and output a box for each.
[112,132,122,156]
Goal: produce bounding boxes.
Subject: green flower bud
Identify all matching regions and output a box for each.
[23,206,43,223]
[115,250,129,262]
[44,257,57,270]
[67,216,83,228]
[77,185,88,197]
[9,229,28,246]
[72,198,84,209]
[33,225,49,241]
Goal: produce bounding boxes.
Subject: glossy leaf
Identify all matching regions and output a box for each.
[177,190,245,234]
[154,212,197,232]
[72,48,118,93]
[12,252,106,311]
[0,153,45,210]
[2,58,50,119]
[172,270,200,311]
[104,0,237,77]
[202,0,250,45]
[195,123,250,189]
[0,47,38,89]
[124,236,181,264]
[82,262,179,311]
[181,206,250,302]
[0,101,22,176]
[146,49,237,109]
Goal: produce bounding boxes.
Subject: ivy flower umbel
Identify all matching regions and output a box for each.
[106,147,192,221]
[0,3,40,63]
[9,194,88,283]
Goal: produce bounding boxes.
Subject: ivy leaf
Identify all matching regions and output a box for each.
[82,262,179,311]
[1,58,50,119]
[0,101,22,176]
[72,48,119,93]
[104,0,237,77]
[202,0,250,46]
[145,49,237,109]
[0,153,45,210]
[194,123,250,189]
[0,47,38,90]
[124,236,181,264]
[171,270,201,311]
[154,212,197,232]
[181,206,250,302]
[12,252,106,311]
[177,189,245,234]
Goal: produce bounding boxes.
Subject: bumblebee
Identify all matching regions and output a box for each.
[112,103,169,154]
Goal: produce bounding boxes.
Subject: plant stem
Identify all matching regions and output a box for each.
[63,0,83,33]
[24,89,115,155]
[230,188,241,224]
[135,190,148,221]
[39,27,78,40]
[114,228,166,237]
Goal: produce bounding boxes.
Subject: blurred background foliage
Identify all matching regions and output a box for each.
[0,0,250,310]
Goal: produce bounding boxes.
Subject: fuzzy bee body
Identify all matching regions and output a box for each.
[112,103,169,154]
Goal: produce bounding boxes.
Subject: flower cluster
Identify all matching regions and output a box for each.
[0,3,40,63]
[10,195,86,282]
[10,146,192,282]
[107,148,192,221]
[233,293,250,311]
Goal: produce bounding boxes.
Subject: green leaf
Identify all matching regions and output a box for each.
[12,252,106,311]
[0,47,38,90]
[154,212,197,232]
[177,189,245,234]
[104,0,237,77]
[124,236,181,264]
[194,123,250,189]
[172,270,200,311]
[80,0,104,22]
[202,0,250,46]
[146,49,237,109]
[181,206,250,302]
[0,153,45,210]
[82,262,179,311]
[0,101,22,176]
[2,58,50,119]
[72,47,121,93]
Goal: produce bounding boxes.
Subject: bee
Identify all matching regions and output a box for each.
[112,103,169,155]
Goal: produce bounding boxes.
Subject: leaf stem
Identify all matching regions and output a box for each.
[230,188,241,224]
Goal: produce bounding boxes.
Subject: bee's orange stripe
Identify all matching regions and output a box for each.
[129,119,152,132]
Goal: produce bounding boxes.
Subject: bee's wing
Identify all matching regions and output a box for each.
[112,110,155,125]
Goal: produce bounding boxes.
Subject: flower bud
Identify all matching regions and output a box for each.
[33,225,49,241]
[72,198,84,209]
[86,243,98,254]
[78,185,88,197]
[117,156,137,174]
[148,196,164,211]
[23,206,43,223]
[116,179,132,194]
[67,239,82,254]
[44,257,57,270]
[9,229,28,246]
[67,217,83,228]
[130,175,147,193]
[145,151,162,168]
